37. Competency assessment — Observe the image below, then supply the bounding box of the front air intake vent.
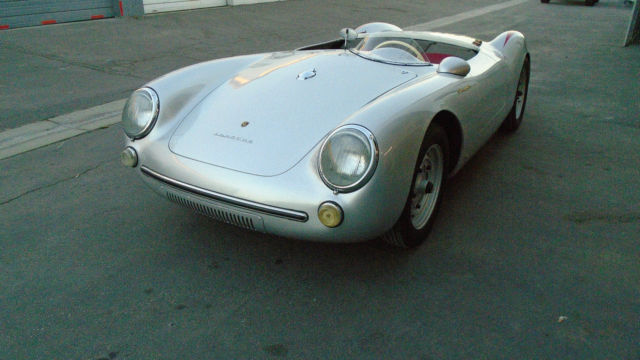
[166,192,263,232]
[140,166,308,222]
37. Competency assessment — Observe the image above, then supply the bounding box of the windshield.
[349,34,431,66]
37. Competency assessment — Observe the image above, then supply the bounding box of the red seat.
[423,53,451,64]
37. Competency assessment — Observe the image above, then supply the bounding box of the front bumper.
[141,165,308,232]
[138,163,385,243]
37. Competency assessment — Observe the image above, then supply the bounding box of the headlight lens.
[122,87,159,139]
[318,201,344,227]
[318,125,378,192]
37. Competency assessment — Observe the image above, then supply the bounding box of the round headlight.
[122,87,159,139]
[318,125,378,192]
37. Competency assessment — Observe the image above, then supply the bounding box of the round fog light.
[318,202,343,228]
[120,147,138,167]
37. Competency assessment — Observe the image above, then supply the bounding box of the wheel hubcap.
[410,144,444,229]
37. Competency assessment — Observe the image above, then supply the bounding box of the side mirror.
[437,57,471,77]
[339,28,358,42]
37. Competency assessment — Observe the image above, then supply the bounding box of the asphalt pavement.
[1,0,639,359]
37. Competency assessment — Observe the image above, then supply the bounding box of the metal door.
[1,0,115,29]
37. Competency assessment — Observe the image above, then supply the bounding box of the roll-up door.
[143,0,226,14]
[0,0,115,30]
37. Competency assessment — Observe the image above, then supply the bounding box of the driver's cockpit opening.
[296,31,478,66]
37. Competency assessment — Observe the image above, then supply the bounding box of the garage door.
[0,0,115,29]
[143,0,226,14]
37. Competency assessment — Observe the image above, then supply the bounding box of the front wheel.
[501,56,530,132]
[382,123,449,248]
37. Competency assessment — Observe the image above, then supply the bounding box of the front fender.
[336,73,461,228]
[133,54,266,145]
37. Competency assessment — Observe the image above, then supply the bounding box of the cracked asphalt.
[1,0,639,359]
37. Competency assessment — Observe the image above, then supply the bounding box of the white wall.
[143,0,284,14]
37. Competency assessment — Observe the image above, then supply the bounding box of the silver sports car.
[120,22,530,248]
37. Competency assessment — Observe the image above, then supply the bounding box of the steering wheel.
[373,40,425,62]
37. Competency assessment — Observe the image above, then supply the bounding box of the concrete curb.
[0,99,125,160]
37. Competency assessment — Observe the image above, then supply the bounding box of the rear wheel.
[541,0,550,3]
[501,56,530,132]
[382,123,449,248]
[585,0,595,5]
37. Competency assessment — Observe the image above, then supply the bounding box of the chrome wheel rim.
[515,65,528,119]
[410,144,444,229]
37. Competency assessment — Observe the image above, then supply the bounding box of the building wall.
[0,0,285,30]
[138,0,286,15]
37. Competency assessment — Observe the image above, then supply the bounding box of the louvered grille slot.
[166,191,261,231]
[141,166,308,222]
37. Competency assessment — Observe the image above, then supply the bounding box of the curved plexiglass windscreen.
[349,34,431,66]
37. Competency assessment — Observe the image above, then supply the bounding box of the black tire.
[382,123,449,248]
[585,0,595,5]
[501,56,530,132]
[541,0,550,3]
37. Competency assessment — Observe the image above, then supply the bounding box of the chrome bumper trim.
[141,166,309,222]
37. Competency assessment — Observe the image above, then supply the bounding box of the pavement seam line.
[0,0,529,161]
[4,42,148,80]
[407,0,528,31]
[0,160,111,206]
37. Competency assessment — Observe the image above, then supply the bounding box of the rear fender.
[488,31,528,69]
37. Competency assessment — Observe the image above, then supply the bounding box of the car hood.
[169,50,418,176]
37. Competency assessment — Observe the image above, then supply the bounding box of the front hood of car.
[169,50,418,176]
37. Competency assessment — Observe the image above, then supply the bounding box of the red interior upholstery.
[423,53,451,64]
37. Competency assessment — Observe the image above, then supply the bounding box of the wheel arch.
[431,110,463,175]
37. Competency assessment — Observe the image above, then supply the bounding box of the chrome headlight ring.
[122,87,160,140]
[318,124,379,193]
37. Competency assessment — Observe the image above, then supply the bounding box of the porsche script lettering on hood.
[168,51,417,177]
[213,132,253,144]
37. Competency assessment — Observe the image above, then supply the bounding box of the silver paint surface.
[124,30,529,242]
[168,51,416,176]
